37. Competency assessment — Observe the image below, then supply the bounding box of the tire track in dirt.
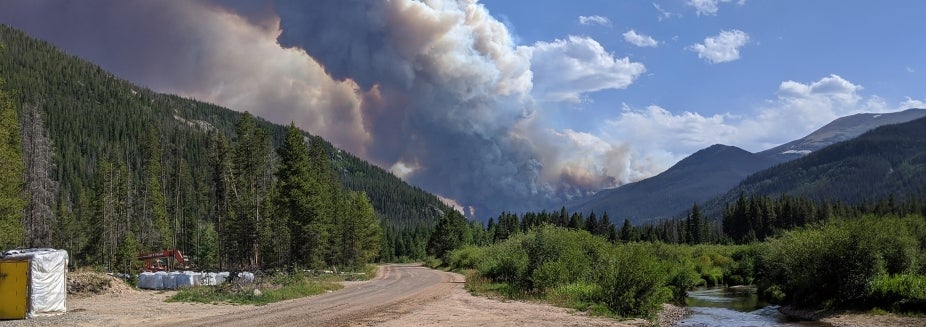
[179,264,453,327]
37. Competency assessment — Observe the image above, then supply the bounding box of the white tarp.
[162,272,178,290]
[0,248,68,318]
[138,272,163,290]
[174,272,192,288]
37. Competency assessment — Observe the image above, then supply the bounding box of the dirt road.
[0,264,643,327]
[180,264,460,326]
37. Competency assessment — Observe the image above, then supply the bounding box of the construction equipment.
[137,250,193,272]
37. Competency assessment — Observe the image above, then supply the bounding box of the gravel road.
[179,264,461,326]
[0,264,657,327]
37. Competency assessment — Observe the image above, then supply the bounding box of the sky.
[0,0,924,219]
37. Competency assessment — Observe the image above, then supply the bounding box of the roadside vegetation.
[431,198,926,319]
[167,265,375,305]
[443,226,755,318]
[759,215,926,312]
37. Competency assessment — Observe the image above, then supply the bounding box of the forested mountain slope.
[567,144,774,224]
[0,24,448,262]
[713,116,926,209]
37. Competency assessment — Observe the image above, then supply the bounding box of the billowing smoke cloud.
[0,0,370,153]
[0,0,650,218]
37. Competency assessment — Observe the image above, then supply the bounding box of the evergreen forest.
[0,24,450,270]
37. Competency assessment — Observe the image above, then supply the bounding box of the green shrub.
[477,234,529,283]
[546,282,602,310]
[447,246,483,270]
[725,244,761,286]
[757,216,924,309]
[869,274,926,312]
[423,256,442,269]
[597,246,672,318]
[524,226,603,290]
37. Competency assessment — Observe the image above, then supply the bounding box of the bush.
[666,263,701,302]
[447,246,482,271]
[598,245,672,318]
[758,216,923,308]
[546,282,602,309]
[477,234,529,284]
[524,227,603,290]
[869,274,926,312]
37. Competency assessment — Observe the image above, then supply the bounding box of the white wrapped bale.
[138,272,164,290]
[239,272,255,284]
[162,272,178,290]
[215,272,229,284]
[191,272,203,286]
[201,272,217,286]
[175,271,194,288]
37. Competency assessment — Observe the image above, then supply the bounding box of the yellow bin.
[0,260,30,319]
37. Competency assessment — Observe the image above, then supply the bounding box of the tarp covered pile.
[0,248,68,319]
[138,271,250,290]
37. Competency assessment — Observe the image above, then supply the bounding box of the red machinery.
[137,250,193,272]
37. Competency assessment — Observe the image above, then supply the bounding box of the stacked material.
[140,271,238,289]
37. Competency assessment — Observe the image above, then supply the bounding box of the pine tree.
[229,113,273,268]
[0,82,25,249]
[585,211,598,235]
[339,191,382,268]
[20,103,58,248]
[209,132,233,269]
[273,123,312,266]
[427,210,468,260]
[568,212,584,230]
[599,212,612,236]
[140,126,170,249]
[620,218,633,242]
[305,136,337,268]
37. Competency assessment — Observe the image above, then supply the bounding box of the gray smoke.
[0,0,651,218]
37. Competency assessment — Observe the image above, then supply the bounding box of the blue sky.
[2,0,924,217]
[482,0,926,142]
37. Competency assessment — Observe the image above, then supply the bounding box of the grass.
[167,275,343,305]
[166,265,380,305]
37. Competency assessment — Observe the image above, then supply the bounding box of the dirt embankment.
[780,306,926,327]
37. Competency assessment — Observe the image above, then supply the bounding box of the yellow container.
[0,260,30,319]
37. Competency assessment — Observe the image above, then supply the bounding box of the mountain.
[0,25,449,255]
[713,116,926,208]
[759,109,926,162]
[567,144,775,224]
[567,109,926,224]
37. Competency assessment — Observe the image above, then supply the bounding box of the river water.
[676,286,831,327]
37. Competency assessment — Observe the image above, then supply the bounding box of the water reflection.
[677,287,830,327]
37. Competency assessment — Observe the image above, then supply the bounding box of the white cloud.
[578,15,611,27]
[623,30,659,47]
[600,74,914,166]
[653,2,680,21]
[900,97,926,109]
[687,0,745,16]
[689,29,750,64]
[606,105,737,155]
[529,36,646,102]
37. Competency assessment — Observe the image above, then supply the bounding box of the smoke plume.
[0,0,650,218]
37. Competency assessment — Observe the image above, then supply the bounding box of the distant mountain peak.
[565,143,773,224]
[760,108,926,163]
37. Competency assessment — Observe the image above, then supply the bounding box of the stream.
[676,286,831,327]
